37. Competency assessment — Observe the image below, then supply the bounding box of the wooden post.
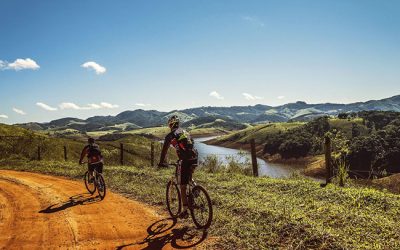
[151,141,155,167]
[63,146,67,161]
[37,146,41,161]
[324,136,332,184]
[120,143,124,165]
[250,139,258,177]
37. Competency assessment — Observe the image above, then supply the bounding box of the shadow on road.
[116,217,208,250]
[39,193,101,213]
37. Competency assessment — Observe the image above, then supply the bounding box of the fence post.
[120,143,124,165]
[250,139,259,177]
[37,146,41,161]
[63,146,67,161]
[324,136,332,184]
[151,141,155,167]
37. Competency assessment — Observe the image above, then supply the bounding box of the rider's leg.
[180,184,188,209]
[179,161,191,218]
[88,164,94,183]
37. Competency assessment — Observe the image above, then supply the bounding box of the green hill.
[0,123,170,166]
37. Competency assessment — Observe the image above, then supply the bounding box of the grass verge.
[1,160,399,249]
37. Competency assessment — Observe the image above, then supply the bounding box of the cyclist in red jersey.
[158,115,198,218]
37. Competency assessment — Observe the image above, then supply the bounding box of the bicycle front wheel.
[189,185,213,229]
[97,174,106,200]
[166,180,181,218]
[84,171,96,194]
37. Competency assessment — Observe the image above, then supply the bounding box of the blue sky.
[1,0,399,124]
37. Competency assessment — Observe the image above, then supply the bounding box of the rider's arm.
[79,145,89,164]
[159,133,173,164]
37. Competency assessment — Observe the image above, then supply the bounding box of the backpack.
[88,144,102,162]
[173,129,198,162]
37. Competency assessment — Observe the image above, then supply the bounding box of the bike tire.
[84,171,96,194]
[189,185,213,229]
[166,180,181,218]
[97,174,106,200]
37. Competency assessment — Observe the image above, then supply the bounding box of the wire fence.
[0,135,168,167]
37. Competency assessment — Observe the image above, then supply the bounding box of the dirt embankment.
[0,170,208,249]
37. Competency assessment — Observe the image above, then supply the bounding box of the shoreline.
[205,138,326,179]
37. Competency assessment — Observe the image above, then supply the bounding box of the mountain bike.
[166,161,213,229]
[83,162,106,200]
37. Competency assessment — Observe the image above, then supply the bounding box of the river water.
[194,137,306,178]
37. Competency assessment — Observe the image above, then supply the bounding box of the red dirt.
[0,170,208,249]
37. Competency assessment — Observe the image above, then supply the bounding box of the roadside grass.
[1,160,399,249]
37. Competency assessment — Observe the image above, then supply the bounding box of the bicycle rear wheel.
[189,185,213,229]
[84,171,96,194]
[166,180,181,218]
[97,174,106,200]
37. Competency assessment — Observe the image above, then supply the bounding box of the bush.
[201,155,223,173]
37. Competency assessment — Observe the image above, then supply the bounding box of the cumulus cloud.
[242,16,265,27]
[0,114,8,119]
[135,103,151,107]
[36,102,57,111]
[209,91,224,100]
[59,102,118,110]
[0,58,40,71]
[242,93,263,100]
[13,108,26,115]
[81,61,106,75]
[277,96,285,100]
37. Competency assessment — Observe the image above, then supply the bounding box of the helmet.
[168,115,180,129]
[88,137,95,144]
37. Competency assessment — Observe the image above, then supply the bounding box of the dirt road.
[0,170,208,249]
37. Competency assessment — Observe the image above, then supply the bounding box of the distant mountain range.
[18,95,400,133]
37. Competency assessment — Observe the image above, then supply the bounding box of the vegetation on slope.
[0,123,172,166]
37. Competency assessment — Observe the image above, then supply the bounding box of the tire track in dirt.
[0,170,209,249]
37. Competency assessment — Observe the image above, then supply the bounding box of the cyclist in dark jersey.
[158,115,198,218]
[79,137,104,183]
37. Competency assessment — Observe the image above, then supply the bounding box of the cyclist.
[158,115,198,218]
[79,137,104,183]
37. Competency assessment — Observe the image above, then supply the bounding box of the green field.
[210,122,304,148]
[1,160,399,249]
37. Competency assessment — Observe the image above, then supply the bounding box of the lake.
[194,137,306,178]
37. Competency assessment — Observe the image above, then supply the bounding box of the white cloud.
[242,16,265,27]
[88,103,102,109]
[81,61,106,75]
[135,103,151,107]
[0,58,40,71]
[36,102,57,111]
[277,96,285,100]
[242,93,263,100]
[59,102,118,110]
[0,114,8,119]
[13,108,26,115]
[59,102,84,110]
[100,102,119,108]
[209,91,224,100]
